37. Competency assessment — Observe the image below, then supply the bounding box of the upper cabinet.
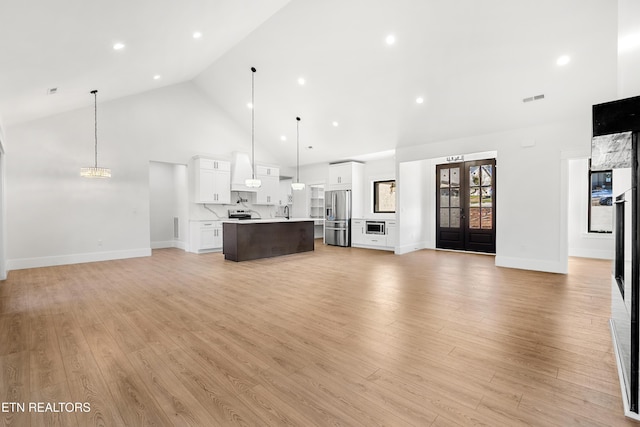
[328,162,363,190]
[328,161,364,217]
[254,165,280,205]
[192,157,231,204]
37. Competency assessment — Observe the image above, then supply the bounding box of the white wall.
[397,159,429,254]
[396,117,595,273]
[5,81,279,270]
[567,158,614,259]
[0,121,6,279]
[618,0,640,98]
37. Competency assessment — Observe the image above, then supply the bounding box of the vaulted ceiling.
[0,0,620,166]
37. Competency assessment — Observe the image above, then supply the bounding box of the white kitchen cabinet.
[189,221,223,253]
[329,163,353,187]
[363,233,387,247]
[255,165,279,205]
[327,161,364,218]
[193,157,231,204]
[351,219,366,245]
[351,219,396,251]
[328,162,364,189]
[386,221,397,248]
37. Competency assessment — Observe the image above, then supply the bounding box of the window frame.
[373,179,396,214]
[588,166,613,234]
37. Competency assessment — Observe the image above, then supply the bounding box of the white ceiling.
[0,0,621,167]
[0,0,290,125]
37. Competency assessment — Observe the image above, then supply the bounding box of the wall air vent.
[523,94,545,103]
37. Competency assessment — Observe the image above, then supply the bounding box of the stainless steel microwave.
[365,221,385,235]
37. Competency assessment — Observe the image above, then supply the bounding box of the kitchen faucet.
[284,205,290,220]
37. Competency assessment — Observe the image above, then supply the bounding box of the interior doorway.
[149,161,188,250]
[436,159,496,253]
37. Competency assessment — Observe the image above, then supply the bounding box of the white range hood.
[231,151,258,192]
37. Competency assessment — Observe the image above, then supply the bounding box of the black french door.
[436,159,496,253]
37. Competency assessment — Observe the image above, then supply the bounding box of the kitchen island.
[222,218,314,262]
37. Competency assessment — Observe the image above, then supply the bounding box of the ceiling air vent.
[523,94,544,103]
[47,87,58,95]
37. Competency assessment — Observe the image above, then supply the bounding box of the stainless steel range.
[228,209,252,220]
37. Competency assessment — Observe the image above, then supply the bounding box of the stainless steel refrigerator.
[324,190,351,246]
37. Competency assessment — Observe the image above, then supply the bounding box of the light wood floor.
[0,243,637,426]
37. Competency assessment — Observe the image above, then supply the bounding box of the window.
[589,168,613,233]
[374,180,396,213]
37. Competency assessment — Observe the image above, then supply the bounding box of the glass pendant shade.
[291,182,305,191]
[80,167,111,178]
[81,90,111,178]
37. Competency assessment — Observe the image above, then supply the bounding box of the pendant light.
[245,67,261,188]
[291,116,305,191]
[80,90,111,178]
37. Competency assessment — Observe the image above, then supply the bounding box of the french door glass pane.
[481,186,492,207]
[469,166,480,186]
[440,208,450,227]
[450,188,460,207]
[481,165,492,186]
[440,169,449,187]
[450,209,461,228]
[469,207,480,229]
[481,208,493,229]
[469,187,480,207]
[440,189,449,207]
[451,168,460,186]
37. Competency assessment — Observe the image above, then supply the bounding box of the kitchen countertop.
[221,218,315,224]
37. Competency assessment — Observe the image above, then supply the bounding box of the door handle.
[460,208,465,219]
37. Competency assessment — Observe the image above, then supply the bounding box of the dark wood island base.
[222,220,315,261]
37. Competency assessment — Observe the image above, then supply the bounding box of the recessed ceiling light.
[416,96,424,104]
[247,102,253,109]
[193,32,202,39]
[332,121,339,127]
[153,75,161,80]
[113,42,125,50]
[385,34,396,45]
[298,77,305,86]
[280,135,287,141]
[556,55,570,66]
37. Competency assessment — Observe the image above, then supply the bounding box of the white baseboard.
[568,248,613,260]
[151,240,186,250]
[395,242,427,255]
[352,244,394,252]
[7,248,152,271]
[495,255,568,274]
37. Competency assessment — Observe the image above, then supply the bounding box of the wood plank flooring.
[0,243,637,426]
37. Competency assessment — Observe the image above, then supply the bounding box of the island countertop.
[221,218,315,224]
[222,219,315,261]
